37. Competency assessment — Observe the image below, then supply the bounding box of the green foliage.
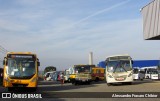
[44,66,56,74]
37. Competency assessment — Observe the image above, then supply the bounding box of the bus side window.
[96,70,100,74]
[96,70,98,73]
[92,69,94,73]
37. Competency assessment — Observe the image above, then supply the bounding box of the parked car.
[44,71,55,81]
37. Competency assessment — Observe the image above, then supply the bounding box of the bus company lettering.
[28,94,42,98]
[12,93,27,98]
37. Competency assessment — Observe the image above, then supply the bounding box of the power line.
[0,45,8,54]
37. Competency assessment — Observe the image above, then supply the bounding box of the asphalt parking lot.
[0,79,160,101]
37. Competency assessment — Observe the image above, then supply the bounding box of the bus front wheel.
[107,83,111,86]
[95,77,99,82]
[32,87,37,92]
[68,79,71,83]
[8,87,13,91]
[127,82,132,85]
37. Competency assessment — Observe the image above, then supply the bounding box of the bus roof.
[73,64,95,67]
[7,52,35,55]
[106,54,132,61]
[7,52,31,54]
[106,54,130,58]
[92,67,105,69]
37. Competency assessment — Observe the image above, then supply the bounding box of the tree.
[44,66,56,74]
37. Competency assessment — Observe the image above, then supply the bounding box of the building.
[97,61,106,68]
[141,0,160,40]
[133,60,159,69]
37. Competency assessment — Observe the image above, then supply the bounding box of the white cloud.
[0,0,159,70]
[72,0,132,26]
[1,17,159,70]
[15,0,44,6]
[0,19,28,32]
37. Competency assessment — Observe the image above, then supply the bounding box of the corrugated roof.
[141,0,155,11]
[132,60,159,67]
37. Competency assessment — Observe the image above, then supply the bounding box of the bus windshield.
[151,70,158,74]
[64,71,69,75]
[133,69,139,74]
[75,66,91,73]
[7,58,36,79]
[107,60,132,73]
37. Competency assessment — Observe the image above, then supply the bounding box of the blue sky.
[0,0,158,71]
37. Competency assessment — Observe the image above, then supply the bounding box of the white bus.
[105,55,133,86]
[133,69,145,80]
[145,68,159,80]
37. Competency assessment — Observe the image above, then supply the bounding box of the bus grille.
[115,75,127,81]
[12,83,28,87]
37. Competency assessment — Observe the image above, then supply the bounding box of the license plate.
[18,85,23,87]
[82,79,87,81]
[116,78,124,80]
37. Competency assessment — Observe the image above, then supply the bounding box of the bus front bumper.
[75,78,92,82]
[3,77,37,87]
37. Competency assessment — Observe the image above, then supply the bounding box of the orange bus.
[3,52,40,91]
[92,67,105,82]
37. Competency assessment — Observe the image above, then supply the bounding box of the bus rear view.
[105,55,133,86]
[3,52,40,91]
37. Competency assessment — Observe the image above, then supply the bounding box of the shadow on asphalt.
[132,79,160,85]
[2,81,98,93]
[38,80,106,85]
[105,79,160,86]
[38,80,60,85]
[37,82,98,92]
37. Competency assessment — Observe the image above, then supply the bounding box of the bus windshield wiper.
[113,61,127,73]
[113,61,120,73]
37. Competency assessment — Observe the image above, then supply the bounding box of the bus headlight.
[108,74,113,78]
[4,76,10,82]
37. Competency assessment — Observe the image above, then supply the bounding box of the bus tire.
[71,80,75,85]
[8,87,13,91]
[74,81,78,85]
[127,82,132,85]
[32,87,37,92]
[87,81,91,85]
[72,82,75,85]
[95,77,99,82]
[107,83,111,86]
[68,79,71,83]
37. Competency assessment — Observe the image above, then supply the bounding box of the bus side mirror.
[131,60,133,64]
[3,57,7,65]
[38,62,40,66]
[105,61,107,65]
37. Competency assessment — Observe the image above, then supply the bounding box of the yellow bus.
[3,52,40,91]
[91,67,105,82]
[69,65,95,85]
